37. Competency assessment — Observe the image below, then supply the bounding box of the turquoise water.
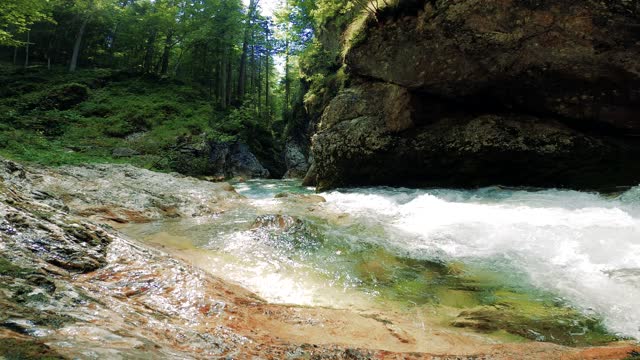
[125,180,640,342]
[231,179,315,199]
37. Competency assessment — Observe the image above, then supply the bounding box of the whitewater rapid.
[322,186,640,339]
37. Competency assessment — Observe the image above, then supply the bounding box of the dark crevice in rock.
[406,84,640,139]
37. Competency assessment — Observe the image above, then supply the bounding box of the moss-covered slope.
[0,65,283,177]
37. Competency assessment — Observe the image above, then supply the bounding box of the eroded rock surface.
[208,141,271,179]
[0,160,241,223]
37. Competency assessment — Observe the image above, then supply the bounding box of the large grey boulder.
[208,141,270,179]
[282,141,310,179]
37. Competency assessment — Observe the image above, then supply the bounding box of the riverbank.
[1,158,638,359]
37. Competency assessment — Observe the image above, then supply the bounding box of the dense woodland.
[0,0,372,175]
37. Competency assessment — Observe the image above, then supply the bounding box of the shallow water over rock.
[123,179,640,345]
[2,160,639,358]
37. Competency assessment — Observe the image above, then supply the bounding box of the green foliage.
[0,0,385,176]
[0,65,283,176]
[0,0,54,46]
[37,83,90,111]
[311,0,361,30]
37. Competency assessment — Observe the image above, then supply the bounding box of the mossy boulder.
[0,337,65,360]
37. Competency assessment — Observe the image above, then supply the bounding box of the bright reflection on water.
[124,180,640,340]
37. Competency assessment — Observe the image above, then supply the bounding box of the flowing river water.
[122,180,640,344]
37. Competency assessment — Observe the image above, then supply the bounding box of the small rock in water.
[274,192,326,203]
[251,214,302,230]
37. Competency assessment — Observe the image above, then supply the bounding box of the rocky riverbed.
[0,158,638,359]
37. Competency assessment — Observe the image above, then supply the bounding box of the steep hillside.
[0,66,283,178]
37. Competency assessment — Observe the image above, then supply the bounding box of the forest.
[0,0,368,177]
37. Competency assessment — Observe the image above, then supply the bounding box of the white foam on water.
[322,186,640,339]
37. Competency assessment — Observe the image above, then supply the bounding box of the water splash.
[323,185,640,339]
[126,181,640,340]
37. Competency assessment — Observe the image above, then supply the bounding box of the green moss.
[0,258,35,278]
[453,300,618,346]
[0,338,65,360]
[342,12,373,58]
[31,313,75,329]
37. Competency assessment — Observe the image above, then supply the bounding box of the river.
[123,180,640,344]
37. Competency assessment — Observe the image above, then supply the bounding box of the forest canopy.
[0,0,373,108]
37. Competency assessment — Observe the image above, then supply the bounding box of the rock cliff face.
[308,0,640,190]
[283,141,310,179]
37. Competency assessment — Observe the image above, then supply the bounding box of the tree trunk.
[237,0,258,103]
[284,36,290,122]
[226,55,232,107]
[143,30,157,73]
[220,55,227,110]
[265,27,271,123]
[257,54,262,115]
[108,22,120,66]
[24,30,30,68]
[173,48,184,76]
[70,16,90,72]
[283,0,291,122]
[13,46,18,65]
[265,54,270,121]
[249,43,255,92]
[46,35,54,70]
[160,30,174,75]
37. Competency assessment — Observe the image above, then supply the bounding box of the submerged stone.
[252,214,303,231]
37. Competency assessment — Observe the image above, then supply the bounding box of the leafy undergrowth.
[0,65,283,175]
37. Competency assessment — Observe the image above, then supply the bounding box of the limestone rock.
[282,141,310,179]
[310,0,640,190]
[346,0,640,132]
[208,141,270,179]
